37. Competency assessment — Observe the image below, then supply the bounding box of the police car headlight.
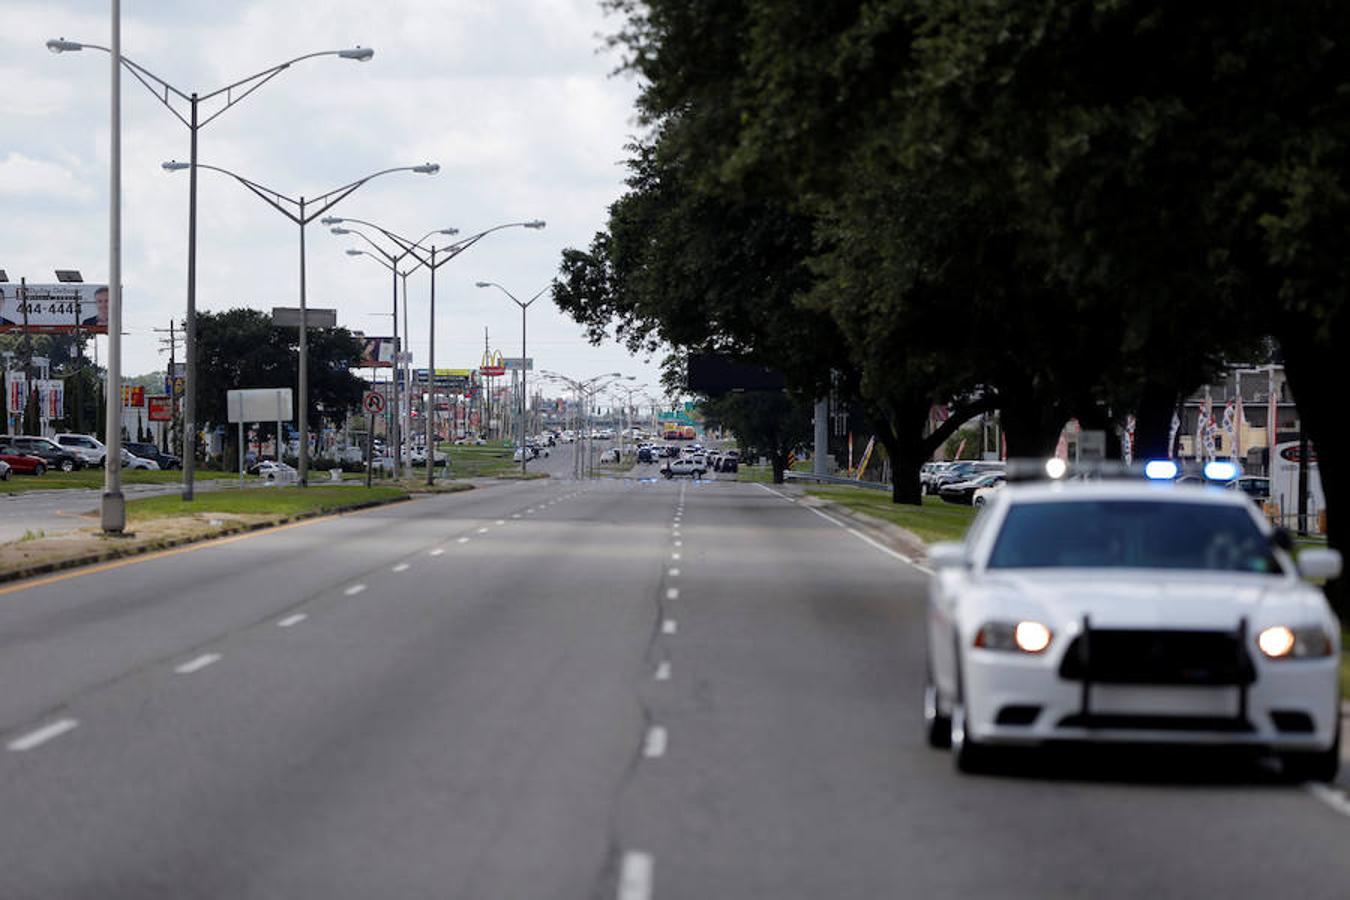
[1257,625,1333,660]
[974,620,1053,654]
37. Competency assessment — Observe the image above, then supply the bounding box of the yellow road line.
[0,502,401,598]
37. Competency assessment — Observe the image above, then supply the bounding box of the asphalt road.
[0,473,1346,898]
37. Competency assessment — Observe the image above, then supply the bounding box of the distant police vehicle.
[924,459,1343,780]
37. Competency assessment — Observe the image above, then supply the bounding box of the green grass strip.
[125,485,407,521]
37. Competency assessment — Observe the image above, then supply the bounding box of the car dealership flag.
[1221,399,1237,458]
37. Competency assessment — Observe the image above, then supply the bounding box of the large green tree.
[195,308,365,439]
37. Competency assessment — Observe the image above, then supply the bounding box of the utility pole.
[154,319,183,453]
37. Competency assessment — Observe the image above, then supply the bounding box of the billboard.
[359,336,396,368]
[147,396,173,422]
[0,283,110,334]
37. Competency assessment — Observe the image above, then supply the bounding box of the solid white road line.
[662,619,678,634]
[1307,783,1350,818]
[618,851,654,900]
[7,719,78,752]
[175,653,221,674]
[429,549,445,557]
[277,614,307,628]
[666,588,680,600]
[845,527,913,564]
[807,506,847,529]
[643,725,668,758]
[655,661,671,681]
[457,536,471,544]
[757,481,934,575]
[392,563,410,572]
[344,584,367,595]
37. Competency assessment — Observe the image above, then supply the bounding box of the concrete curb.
[0,492,421,587]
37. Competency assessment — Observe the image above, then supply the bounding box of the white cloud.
[0,152,94,201]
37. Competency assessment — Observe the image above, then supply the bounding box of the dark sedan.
[5,436,79,472]
[125,442,181,470]
[939,472,1005,505]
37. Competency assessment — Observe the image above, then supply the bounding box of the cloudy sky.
[1,0,664,403]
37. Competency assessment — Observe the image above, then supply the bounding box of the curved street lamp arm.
[418,221,544,271]
[188,164,434,226]
[192,162,302,223]
[343,229,398,263]
[47,43,368,130]
[347,249,396,275]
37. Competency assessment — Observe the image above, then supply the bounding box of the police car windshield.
[987,499,1282,573]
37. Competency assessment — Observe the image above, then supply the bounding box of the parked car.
[0,445,49,475]
[0,459,9,481]
[662,456,707,479]
[125,441,181,470]
[120,449,160,470]
[54,433,107,467]
[254,460,297,482]
[940,472,1006,505]
[6,436,81,472]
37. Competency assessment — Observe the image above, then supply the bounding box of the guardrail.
[783,471,891,491]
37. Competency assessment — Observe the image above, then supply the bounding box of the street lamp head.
[337,46,375,61]
[320,216,345,226]
[331,227,352,235]
[345,249,364,257]
[46,38,83,53]
[439,228,459,235]
[475,282,492,289]
[161,160,190,172]
[413,163,440,175]
[525,220,547,229]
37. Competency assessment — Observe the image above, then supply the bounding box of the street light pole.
[48,36,374,500]
[165,161,439,484]
[475,282,548,475]
[332,220,547,483]
[101,0,124,533]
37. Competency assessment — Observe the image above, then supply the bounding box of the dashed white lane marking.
[1307,783,1350,818]
[511,513,522,519]
[496,520,506,526]
[526,508,536,514]
[671,552,681,561]
[175,653,221,674]
[672,530,681,537]
[278,613,307,628]
[673,540,682,547]
[662,619,677,634]
[669,568,680,577]
[477,527,489,534]
[666,588,680,600]
[654,661,671,681]
[392,563,410,572]
[457,537,471,544]
[643,726,668,758]
[618,851,654,900]
[429,549,445,557]
[7,719,78,752]
[344,584,367,595]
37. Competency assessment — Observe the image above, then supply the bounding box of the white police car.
[924,460,1343,780]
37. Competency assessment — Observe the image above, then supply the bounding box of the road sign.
[226,387,293,423]
[363,391,386,415]
[272,307,337,328]
[503,357,533,371]
[147,395,173,422]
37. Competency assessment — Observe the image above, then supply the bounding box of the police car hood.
[976,569,1312,629]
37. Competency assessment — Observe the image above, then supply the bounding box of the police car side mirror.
[1297,548,1343,582]
[1271,527,1294,552]
[929,542,970,570]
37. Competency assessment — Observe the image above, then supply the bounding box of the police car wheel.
[924,673,951,749]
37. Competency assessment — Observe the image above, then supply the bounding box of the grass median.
[435,443,523,478]
[124,485,408,521]
[0,468,251,494]
[805,486,977,543]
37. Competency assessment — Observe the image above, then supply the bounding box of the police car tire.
[924,671,951,749]
[1281,718,1340,783]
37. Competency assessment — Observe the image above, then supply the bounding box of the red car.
[0,447,49,476]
